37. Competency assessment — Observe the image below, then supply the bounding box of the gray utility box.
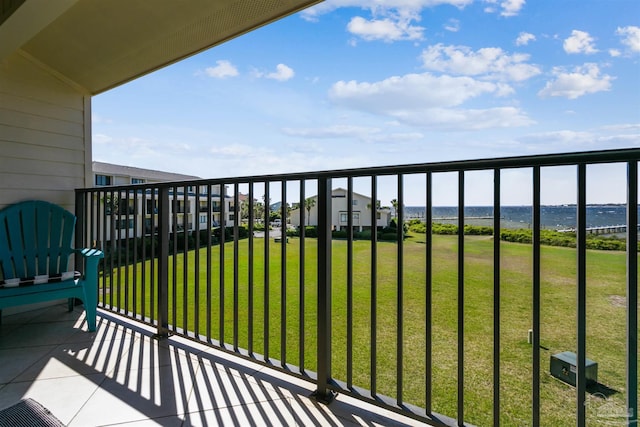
[550,351,598,387]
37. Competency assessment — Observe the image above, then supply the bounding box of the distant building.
[290,188,391,231]
[93,161,200,186]
[92,162,233,240]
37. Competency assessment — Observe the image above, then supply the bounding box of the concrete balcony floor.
[0,304,427,426]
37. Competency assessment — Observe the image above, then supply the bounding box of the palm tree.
[390,198,399,220]
[304,197,316,226]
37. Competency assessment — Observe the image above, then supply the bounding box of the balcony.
[69,149,638,426]
[0,304,423,426]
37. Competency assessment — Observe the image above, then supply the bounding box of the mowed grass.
[101,233,634,426]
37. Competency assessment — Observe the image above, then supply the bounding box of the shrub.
[354,230,372,240]
[409,222,426,233]
[464,225,493,235]
[379,232,398,241]
[432,223,458,235]
[304,226,318,238]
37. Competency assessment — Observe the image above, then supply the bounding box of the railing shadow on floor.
[41,309,422,426]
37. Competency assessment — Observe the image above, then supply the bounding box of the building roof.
[0,0,322,95]
[93,161,200,183]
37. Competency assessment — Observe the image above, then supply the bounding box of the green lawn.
[101,233,634,426]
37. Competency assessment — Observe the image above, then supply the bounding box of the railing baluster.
[150,190,156,325]
[109,189,115,309]
[157,186,169,337]
[183,185,189,332]
[493,168,501,427]
[371,175,378,397]
[124,190,130,315]
[170,187,177,330]
[426,171,433,415]
[299,179,306,372]
[397,174,404,406]
[220,184,226,345]
[627,161,638,426]
[458,170,465,425]
[532,166,541,427]
[194,188,200,337]
[347,177,353,388]
[132,189,138,318]
[281,180,287,365]
[206,184,213,342]
[234,183,240,351]
[576,164,587,427]
[264,182,270,361]
[140,188,146,321]
[248,183,254,354]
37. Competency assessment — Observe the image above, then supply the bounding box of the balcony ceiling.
[1,0,321,95]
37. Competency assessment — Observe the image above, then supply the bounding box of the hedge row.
[408,221,632,251]
[287,226,402,241]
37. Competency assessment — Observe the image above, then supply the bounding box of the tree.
[367,199,381,211]
[253,202,265,222]
[390,198,399,221]
[239,199,250,222]
[304,197,316,226]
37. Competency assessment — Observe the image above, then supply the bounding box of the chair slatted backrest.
[0,201,76,280]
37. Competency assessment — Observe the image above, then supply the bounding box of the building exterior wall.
[290,188,391,230]
[0,52,89,212]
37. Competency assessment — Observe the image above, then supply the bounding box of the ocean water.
[404,205,638,230]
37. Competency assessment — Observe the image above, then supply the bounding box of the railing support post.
[627,161,638,426]
[155,186,170,338]
[314,177,336,403]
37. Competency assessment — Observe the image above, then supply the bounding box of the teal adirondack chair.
[0,200,104,331]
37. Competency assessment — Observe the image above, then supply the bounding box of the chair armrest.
[75,248,104,259]
[73,248,104,284]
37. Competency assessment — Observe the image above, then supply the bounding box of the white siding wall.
[0,52,90,213]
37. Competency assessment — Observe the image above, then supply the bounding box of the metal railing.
[76,148,639,427]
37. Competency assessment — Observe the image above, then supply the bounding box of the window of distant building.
[339,212,360,223]
[131,178,145,184]
[95,175,111,186]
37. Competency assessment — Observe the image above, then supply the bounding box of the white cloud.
[204,60,239,79]
[538,63,613,99]
[563,30,598,54]
[616,26,640,53]
[483,0,525,17]
[282,124,381,139]
[518,127,640,150]
[93,133,112,144]
[609,49,621,57]
[347,15,424,41]
[420,44,541,82]
[210,144,256,157]
[328,72,533,130]
[391,106,533,129]
[444,18,460,32]
[283,125,426,144]
[302,0,473,21]
[330,73,499,110]
[499,0,525,17]
[515,32,535,46]
[265,64,295,81]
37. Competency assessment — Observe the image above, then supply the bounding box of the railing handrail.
[77,148,640,193]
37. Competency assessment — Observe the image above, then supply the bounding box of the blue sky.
[92,0,640,205]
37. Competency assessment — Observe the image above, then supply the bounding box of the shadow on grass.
[588,382,619,398]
